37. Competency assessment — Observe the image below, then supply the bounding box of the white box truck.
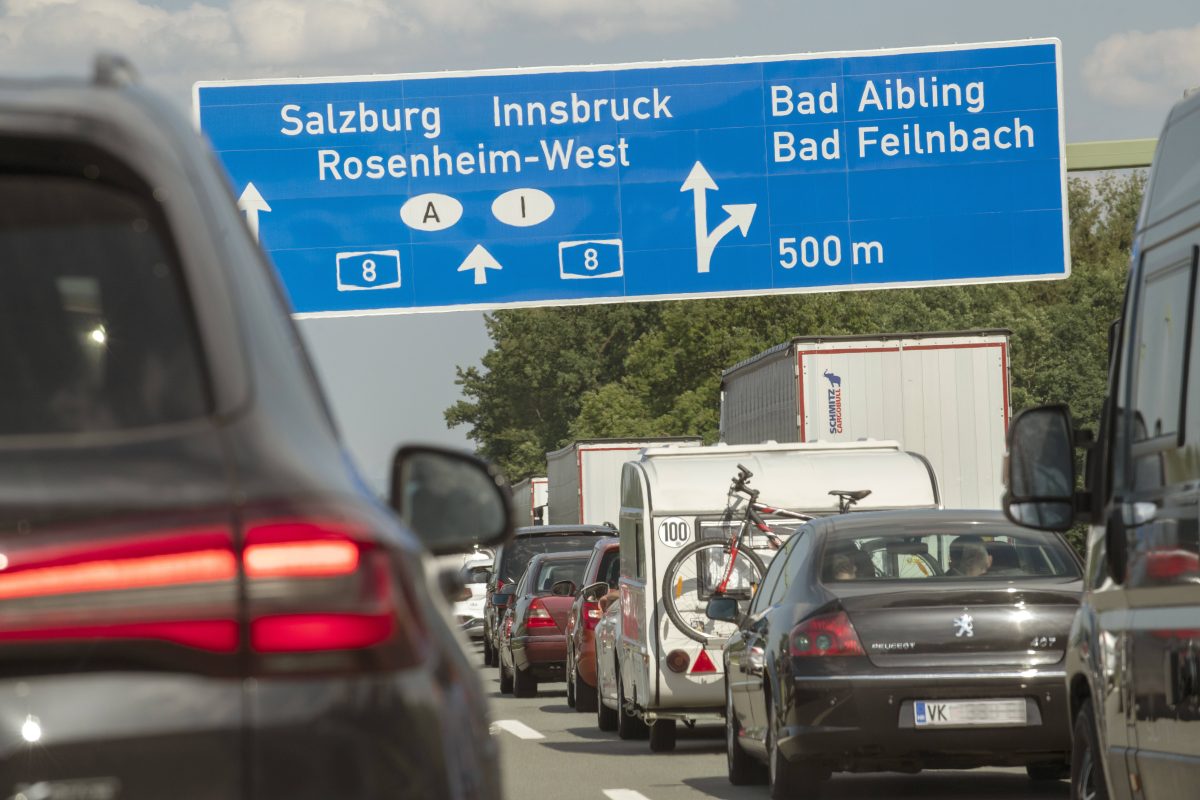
[546,438,701,526]
[719,330,1010,509]
[511,477,549,527]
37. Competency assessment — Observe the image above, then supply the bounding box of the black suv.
[0,58,512,800]
[1005,87,1200,800]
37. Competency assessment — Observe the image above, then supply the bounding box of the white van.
[603,441,941,751]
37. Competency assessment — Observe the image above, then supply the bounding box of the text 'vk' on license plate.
[914,699,1027,728]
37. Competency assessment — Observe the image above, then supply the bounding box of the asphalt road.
[471,643,1070,800]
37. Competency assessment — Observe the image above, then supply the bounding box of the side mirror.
[390,445,514,556]
[551,580,577,597]
[706,595,741,624]
[581,581,610,602]
[491,589,516,608]
[1003,406,1077,532]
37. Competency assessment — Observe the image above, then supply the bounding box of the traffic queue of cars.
[486,443,1087,798]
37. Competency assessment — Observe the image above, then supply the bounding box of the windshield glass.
[498,534,612,582]
[823,528,1080,582]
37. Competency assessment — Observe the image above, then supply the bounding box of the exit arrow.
[458,244,503,285]
[680,161,756,273]
[237,182,271,242]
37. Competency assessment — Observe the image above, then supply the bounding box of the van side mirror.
[706,595,741,624]
[1002,406,1080,532]
[581,581,610,602]
[551,580,577,597]
[389,445,514,557]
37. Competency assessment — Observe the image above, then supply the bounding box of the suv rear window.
[0,173,208,435]
[497,533,613,583]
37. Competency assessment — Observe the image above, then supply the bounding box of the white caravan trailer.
[604,441,940,751]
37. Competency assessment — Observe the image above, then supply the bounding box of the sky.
[3,0,1197,489]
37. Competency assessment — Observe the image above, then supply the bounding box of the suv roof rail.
[93,53,139,88]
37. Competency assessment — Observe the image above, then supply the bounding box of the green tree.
[450,173,1144,491]
[445,303,661,480]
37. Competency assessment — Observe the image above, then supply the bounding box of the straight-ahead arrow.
[237,182,271,242]
[458,244,503,285]
[679,161,756,273]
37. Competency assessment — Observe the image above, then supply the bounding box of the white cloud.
[1083,23,1200,109]
[0,0,733,96]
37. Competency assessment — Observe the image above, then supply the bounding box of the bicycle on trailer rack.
[660,464,870,645]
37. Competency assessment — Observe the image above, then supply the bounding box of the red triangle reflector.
[691,649,717,674]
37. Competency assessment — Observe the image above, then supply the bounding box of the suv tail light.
[583,601,602,631]
[789,610,865,657]
[0,525,240,653]
[526,599,556,629]
[0,512,428,673]
[243,516,426,668]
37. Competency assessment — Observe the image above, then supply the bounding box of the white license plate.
[914,699,1027,728]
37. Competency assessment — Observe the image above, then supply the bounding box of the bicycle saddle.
[829,489,872,502]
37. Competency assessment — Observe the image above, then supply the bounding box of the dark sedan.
[714,510,1082,799]
[497,551,590,697]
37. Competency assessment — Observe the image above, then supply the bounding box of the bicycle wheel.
[661,541,766,645]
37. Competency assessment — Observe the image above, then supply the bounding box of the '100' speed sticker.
[657,517,690,548]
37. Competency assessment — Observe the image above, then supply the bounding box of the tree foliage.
[449,173,1145,487]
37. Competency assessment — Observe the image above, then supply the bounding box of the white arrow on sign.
[237,182,271,242]
[680,161,756,273]
[457,244,502,285]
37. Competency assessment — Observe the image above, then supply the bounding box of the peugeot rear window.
[0,169,208,436]
[823,529,1080,581]
[497,533,613,583]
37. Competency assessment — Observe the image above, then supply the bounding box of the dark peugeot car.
[497,551,590,697]
[483,525,616,666]
[565,539,620,711]
[714,510,1082,799]
[0,58,512,800]
[1005,87,1200,800]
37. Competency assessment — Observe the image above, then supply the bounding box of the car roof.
[528,550,593,562]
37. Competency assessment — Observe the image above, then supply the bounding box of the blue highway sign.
[195,39,1067,316]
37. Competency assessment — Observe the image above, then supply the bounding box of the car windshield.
[498,534,611,582]
[532,556,589,593]
[823,528,1080,582]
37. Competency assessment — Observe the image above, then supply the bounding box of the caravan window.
[619,466,646,580]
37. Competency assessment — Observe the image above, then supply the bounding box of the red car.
[565,539,620,711]
[497,551,591,697]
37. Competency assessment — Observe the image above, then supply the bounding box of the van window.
[0,175,209,436]
[1147,106,1200,226]
[1130,253,1194,450]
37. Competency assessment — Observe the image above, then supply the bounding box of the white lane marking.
[491,719,545,740]
[603,791,653,800]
